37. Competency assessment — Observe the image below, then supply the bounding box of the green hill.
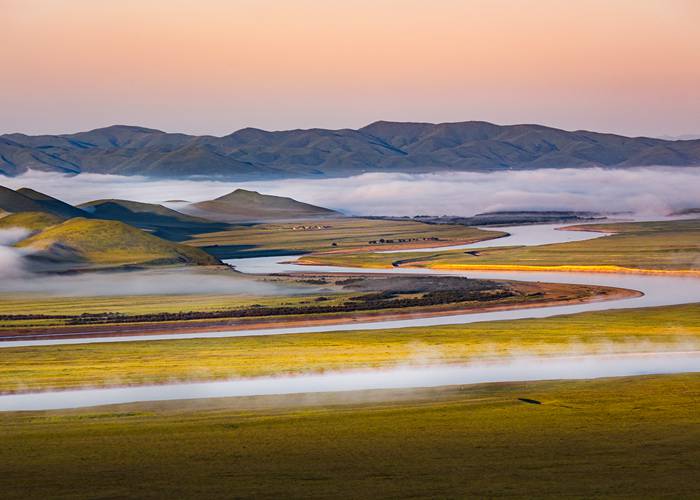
[0,185,47,213]
[0,185,85,218]
[0,211,65,231]
[15,187,86,218]
[16,218,219,266]
[78,199,229,240]
[79,199,209,225]
[190,189,338,222]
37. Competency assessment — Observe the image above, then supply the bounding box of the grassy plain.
[2,303,698,393]
[302,218,700,273]
[0,291,350,329]
[187,217,504,256]
[0,276,594,331]
[1,374,699,499]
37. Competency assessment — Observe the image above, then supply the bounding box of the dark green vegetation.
[1,276,516,327]
[77,198,228,240]
[190,188,338,222]
[0,274,578,332]
[2,302,696,393]
[16,218,218,266]
[1,375,698,499]
[2,121,700,178]
[305,218,700,272]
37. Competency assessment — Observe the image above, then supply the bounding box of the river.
[2,221,699,411]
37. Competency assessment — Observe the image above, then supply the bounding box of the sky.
[2,0,699,137]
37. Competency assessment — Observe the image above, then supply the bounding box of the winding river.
[2,222,699,411]
[3,223,700,349]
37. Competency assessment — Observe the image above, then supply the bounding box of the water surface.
[1,351,697,412]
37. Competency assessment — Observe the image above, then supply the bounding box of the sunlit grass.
[2,303,698,393]
[1,374,699,499]
[304,218,700,272]
[187,217,503,254]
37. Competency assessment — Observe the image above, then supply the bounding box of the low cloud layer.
[0,269,309,296]
[0,227,310,296]
[0,229,32,279]
[3,167,700,216]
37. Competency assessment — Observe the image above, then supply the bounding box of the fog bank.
[3,167,700,216]
[1,350,698,411]
[0,269,311,297]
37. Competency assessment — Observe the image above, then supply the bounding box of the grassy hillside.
[0,185,47,213]
[16,218,219,266]
[79,199,210,225]
[0,211,64,231]
[15,188,86,218]
[190,188,338,222]
[189,217,504,258]
[304,218,700,272]
[78,199,227,240]
[1,375,698,499]
[0,185,85,218]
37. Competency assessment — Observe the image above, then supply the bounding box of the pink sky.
[2,0,699,137]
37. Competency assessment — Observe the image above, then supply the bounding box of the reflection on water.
[1,351,697,411]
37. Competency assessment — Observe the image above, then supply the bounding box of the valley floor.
[302,219,700,274]
[1,302,697,394]
[1,374,698,499]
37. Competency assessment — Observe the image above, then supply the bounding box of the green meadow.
[303,218,700,272]
[1,374,698,499]
[2,303,698,393]
[187,216,503,256]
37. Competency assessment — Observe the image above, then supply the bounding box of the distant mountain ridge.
[2,121,700,179]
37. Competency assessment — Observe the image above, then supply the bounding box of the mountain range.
[2,121,700,179]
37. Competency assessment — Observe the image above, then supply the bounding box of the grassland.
[0,290,346,329]
[1,374,698,499]
[1,302,697,393]
[17,217,218,266]
[302,218,700,273]
[0,211,64,231]
[187,216,504,257]
[0,277,605,332]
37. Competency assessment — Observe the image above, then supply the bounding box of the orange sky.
[2,0,699,136]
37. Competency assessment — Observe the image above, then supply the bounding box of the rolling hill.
[0,211,65,231]
[2,121,700,179]
[15,187,87,218]
[77,199,228,240]
[16,218,219,266]
[0,185,50,213]
[0,185,86,218]
[188,188,339,222]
